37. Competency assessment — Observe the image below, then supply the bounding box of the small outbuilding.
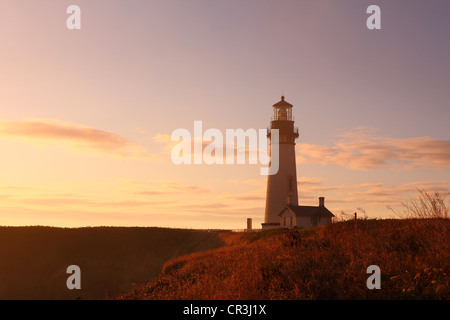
[279,197,334,228]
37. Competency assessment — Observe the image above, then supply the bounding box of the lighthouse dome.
[273,96,293,108]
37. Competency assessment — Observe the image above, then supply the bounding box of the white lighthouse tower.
[262,96,299,230]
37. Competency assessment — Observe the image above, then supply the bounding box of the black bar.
[0,300,445,319]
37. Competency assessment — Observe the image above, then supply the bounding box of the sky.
[0,0,449,229]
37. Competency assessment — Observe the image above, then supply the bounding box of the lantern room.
[272,96,293,121]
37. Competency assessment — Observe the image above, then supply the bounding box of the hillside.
[120,218,449,300]
[0,226,230,299]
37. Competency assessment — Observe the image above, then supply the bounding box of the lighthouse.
[262,96,299,230]
[261,96,335,230]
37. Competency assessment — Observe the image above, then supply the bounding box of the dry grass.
[387,188,449,219]
[121,218,449,300]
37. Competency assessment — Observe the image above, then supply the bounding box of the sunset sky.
[0,0,449,229]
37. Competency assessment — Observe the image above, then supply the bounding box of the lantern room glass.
[273,107,292,121]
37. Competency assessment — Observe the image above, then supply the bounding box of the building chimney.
[319,197,325,207]
[247,218,252,231]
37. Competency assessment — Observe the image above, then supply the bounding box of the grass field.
[121,218,449,300]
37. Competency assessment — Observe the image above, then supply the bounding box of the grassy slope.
[0,226,229,299]
[121,219,449,300]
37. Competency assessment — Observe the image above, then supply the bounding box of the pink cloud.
[296,128,450,170]
[0,119,159,158]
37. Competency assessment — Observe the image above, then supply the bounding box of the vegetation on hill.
[120,218,449,300]
[0,227,228,299]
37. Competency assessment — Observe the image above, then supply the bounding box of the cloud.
[292,175,450,213]
[227,179,266,186]
[224,177,325,202]
[296,128,450,170]
[225,194,265,201]
[167,201,264,219]
[298,177,324,185]
[152,132,268,164]
[300,180,450,209]
[133,180,211,196]
[155,127,450,170]
[0,119,160,158]
[152,133,172,144]
[134,191,164,196]
[1,187,174,209]
[162,180,211,194]
[20,197,171,208]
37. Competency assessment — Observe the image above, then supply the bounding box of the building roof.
[279,205,335,218]
[273,96,293,108]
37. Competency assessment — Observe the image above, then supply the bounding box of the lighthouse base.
[261,222,281,230]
